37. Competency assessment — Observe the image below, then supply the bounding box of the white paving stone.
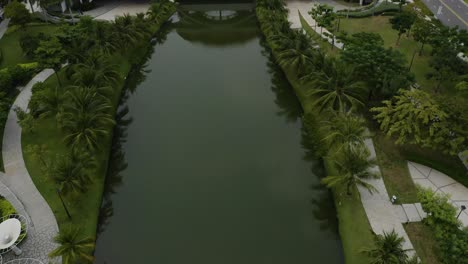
[414,203,427,219]
[439,183,468,201]
[402,204,422,222]
[413,178,438,192]
[409,162,432,177]
[428,169,456,188]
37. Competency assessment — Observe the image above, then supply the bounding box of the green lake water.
[94,4,343,263]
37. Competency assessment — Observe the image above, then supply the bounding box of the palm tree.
[52,155,90,195]
[112,14,144,49]
[49,227,95,264]
[62,88,115,150]
[362,230,410,264]
[276,31,315,77]
[322,146,378,195]
[37,86,64,120]
[257,0,287,13]
[306,58,367,112]
[71,53,120,87]
[321,111,367,152]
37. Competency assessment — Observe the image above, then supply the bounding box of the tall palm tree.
[62,88,115,151]
[52,154,90,195]
[362,230,410,264]
[321,111,367,152]
[112,14,144,49]
[322,146,378,195]
[306,58,367,112]
[37,86,64,120]
[49,227,94,264]
[276,31,315,77]
[72,53,120,87]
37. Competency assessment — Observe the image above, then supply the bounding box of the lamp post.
[56,188,72,220]
[456,205,466,219]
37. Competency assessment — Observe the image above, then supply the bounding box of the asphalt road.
[421,0,468,30]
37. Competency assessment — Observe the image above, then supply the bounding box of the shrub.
[0,70,14,93]
[3,1,31,27]
[338,2,400,18]
[418,188,468,264]
[0,197,16,218]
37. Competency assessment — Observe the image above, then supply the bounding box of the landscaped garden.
[257,0,467,263]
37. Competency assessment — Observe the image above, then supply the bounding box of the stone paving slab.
[428,169,456,187]
[402,204,422,222]
[414,203,427,219]
[413,178,438,192]
[439,183,468,201]
[408,162,432,177]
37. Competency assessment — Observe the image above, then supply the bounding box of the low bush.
[0,196,16,217]
[418,188,468,264]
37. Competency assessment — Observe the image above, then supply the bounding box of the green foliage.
[362,230,412,264]
[389,11,416,45]
[49,227,95,264]
[0,197,16,217]
[341,32,411,100]
[309,4,336,29]
[412,18,437,55]
[51,152,92,196]
[4,1,31,27]
[20,32,51,58]
[0,63,39,93]
[34,37,66,73]
[418,188,468,264]
[371,89,467,155]
[322,146,379,195]
[14,106,35,133]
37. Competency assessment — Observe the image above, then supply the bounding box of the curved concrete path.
[408,161,468,227]
[0,69,59,263]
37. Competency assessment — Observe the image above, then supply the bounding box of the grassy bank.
[21,10,176,242]
[256,8,374,264]
[0,24,59,69]
[404,222,442,264]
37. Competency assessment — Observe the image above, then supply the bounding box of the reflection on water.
[95,3,343,264]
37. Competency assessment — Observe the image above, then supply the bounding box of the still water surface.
[94,4,343,263]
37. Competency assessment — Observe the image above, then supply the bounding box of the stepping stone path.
[407,161,468,227]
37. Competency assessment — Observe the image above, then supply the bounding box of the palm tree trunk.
[419,42,425,56]
[347,184,352,195]
[29,0,35,13]
[55,70,62,87]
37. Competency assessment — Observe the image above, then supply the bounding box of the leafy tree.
[49,227,94,264]
[362,230,410,264]
[428,46,467,92]
[341,32,411,99]
[14,107,35,133]
[276,30,315,77]
[322,146,378,195]
[389,11,416,46]
[52,154,91,195]
[34,38,66,86]
[371,89,467,155]
[20,33,50,58]
[62,87,114,150]
[304,58,367,112]
[308,4,335,34]
[412,18,437,55]
[4,1,31,27]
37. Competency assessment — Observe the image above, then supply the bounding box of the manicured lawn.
[325,158,374,264]
[404,222,442,264]
[339,16,437,92]
[372,131,419,204]
[0,24,59,69]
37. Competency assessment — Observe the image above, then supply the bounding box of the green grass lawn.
[372,131,419,204]
[339,16,436,92]
[0,24,59,69]
[404,222,442,264]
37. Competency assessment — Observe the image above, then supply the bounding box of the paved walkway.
[358,138,417,256]
[0,19,10,40]
[287,1,344,49]
[0,69,60,263]
[408,161,468,226]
